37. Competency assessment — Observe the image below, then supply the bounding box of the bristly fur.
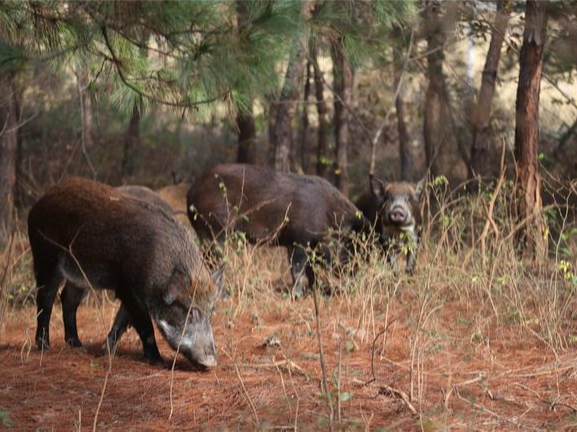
[28,177,219,366]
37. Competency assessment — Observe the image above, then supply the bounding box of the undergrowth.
[1,176,576,428]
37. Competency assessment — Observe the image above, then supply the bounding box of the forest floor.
[2,255,577,431]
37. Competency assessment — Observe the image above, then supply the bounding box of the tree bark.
[298,59,312,173]
[0,73,18,246]
[423,0,468,186]
[311,41,329,179]
[470,0,511,181]
[331,39,352,197]
[393,28,413,181]
[235,0,256,165]
[272,1,313,172]
[76,69,96,178]
[122,103,141,177]
[514,0,549,260]
[236,101,256,164]
[80,71,94,150]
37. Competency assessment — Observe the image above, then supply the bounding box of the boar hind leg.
[35,268,64,351]
[61,283,87,347]
[105,304,131,354]
[119,295,163,365]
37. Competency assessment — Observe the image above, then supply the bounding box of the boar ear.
[414,177,427,201]
[210,263,226,301]
[369,174,386,200]
[164,269,190,305]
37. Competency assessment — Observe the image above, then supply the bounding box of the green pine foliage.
[0,1,418,115]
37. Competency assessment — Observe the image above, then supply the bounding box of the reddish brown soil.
[1,296,577,430]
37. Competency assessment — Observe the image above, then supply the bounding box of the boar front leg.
[118,292,164,366]
[105,304,131,355]
[404,230,419,274]
[288,246,313,298]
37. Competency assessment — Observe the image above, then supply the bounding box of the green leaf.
[0,409,14,429]
[339,392,352,402]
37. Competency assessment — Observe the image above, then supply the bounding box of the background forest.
[0,0,575,248]
[2,0,577,430]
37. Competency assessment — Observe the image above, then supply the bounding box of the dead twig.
[478,138,506,268]
[222,348,260,426]
[364,318,398,385]
[377,384,418,416]
[515,382,577,413]
[311,283,334,428]
[92,350,113,432]
[241,358,305,376]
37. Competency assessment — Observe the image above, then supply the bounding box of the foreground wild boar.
[28,178,223,368]
[355,175,424,272]
[187,164,368,294]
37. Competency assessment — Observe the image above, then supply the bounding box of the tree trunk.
[393,28,413,181]
[0,73,18,246]
[272,0,313,172]
[331,39,352,197]
[423,0,468,186]
[236,101,256,164]
[235,0,256,165]
[514,0,549,260]
[122,103,141,177]
[80,71,94,150]
[311,41,329,179]
[470,0,511,180]
[76,69,96,178]
[298,60,312,173]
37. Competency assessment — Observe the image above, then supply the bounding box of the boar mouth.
[181,349,217,370]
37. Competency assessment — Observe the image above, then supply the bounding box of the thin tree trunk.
[235,0,256,165]
[393,28,413,181]
[331,39,352,197]
[272,0,313,172]
[80,71,94,150]
[76,69,96,178]
[14,83,24,208]
[423,0,467,186]
[122,103,141,177]
[298,60,312,173]
[237,101,256,164]
[514,0,549,259]
[311,40,329,179]
[470,0,511,180]
[0,73,18,246]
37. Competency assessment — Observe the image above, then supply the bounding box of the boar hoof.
[102,338,118,356]
[143,348,166,367]
[36,336,50,351]
[66,338,83,348]
[147,356,167,368]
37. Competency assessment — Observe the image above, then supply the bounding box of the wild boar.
[355,175,425,273]
[28,178,223,368]
[187,163,369,295]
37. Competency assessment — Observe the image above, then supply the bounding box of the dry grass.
[1,179,577,430]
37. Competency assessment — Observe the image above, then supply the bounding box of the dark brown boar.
[356,175,425,272]
[187,164,368,295]
[28,178,223,368]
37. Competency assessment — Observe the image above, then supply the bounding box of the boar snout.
[387,206,408,224]
[157,314,218,369]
